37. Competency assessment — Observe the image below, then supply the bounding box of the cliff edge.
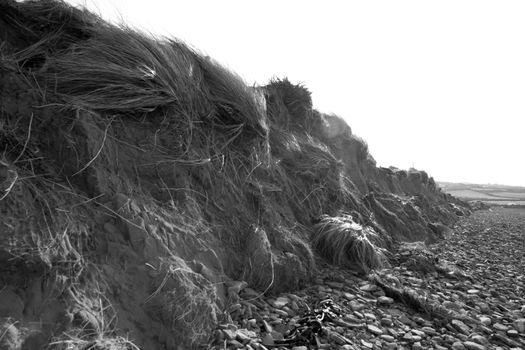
[0,1,469,348]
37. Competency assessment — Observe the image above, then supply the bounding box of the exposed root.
[72,115,114,176]
[13,112,33,164]
[371,273,455,324]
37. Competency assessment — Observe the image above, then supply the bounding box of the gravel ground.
[211,208,525,350]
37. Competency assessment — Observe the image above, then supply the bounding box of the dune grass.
[5,0,268,144]
[0,0,401,347]
[312,214,387,272]
[265,78,313,131]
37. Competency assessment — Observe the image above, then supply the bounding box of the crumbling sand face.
[0,1,470,348]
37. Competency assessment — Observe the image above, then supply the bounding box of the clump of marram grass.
[265,78,312,120]
[4,0,268,143]
[312,214,387,272]
[264,78,314,132]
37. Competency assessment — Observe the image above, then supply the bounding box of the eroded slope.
[0,1,469,348]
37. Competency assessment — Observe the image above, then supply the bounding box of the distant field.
[438,182,525,206]
[446,189,498,200]
[490,192,525,198]
[484,200,525,205]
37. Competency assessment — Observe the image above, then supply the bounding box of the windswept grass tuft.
[5,0,268,143]
[312,214,387,272]
[43,30,203,113]
[265,77,313,129]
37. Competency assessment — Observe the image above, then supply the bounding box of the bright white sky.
[68,0,525,186]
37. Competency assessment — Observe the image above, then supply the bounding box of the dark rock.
[513,318,525,333]
[462,341,486,350]
[366,324,383,335]
[492,333,520,347]
[451,320,471,335]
